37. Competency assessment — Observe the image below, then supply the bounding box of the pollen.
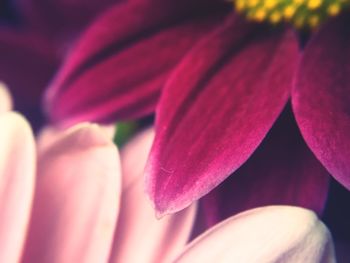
[232,0,350,29]
[308,14,321,28]
[255,8,268,20]
[307,0,322,10]
[327,4,341,15]
[270,11,283,23]
[265,0,278,9]
[284,5,297,18]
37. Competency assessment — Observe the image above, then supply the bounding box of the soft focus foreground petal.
[200,107,329,227]
[109,128,197,263]
[292,14,350,189]
[36,123,116,153]
[147,17,298,215]
[0,30,58,111]
[22,124,121,263]
[118,128,155,189]
[0,82,12,113]
[16,0,119,41]
[45,1,228,126]
[175,206,336,263]
[0,112,35,263]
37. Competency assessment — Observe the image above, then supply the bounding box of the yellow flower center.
[232,0,350,29]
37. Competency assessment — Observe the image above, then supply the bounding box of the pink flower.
[43,0,350,216]
[0,84,336,262]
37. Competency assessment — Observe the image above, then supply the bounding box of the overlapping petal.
[22,124,121,263]
[200,107,330,227]
[175,206,335,262]
[292,14,350,190]
[146,16,299,215]
[45,0,228,126]
[0,112,35,263]
[109,128,197,263]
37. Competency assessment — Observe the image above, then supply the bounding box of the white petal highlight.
[0,112,35,262]
[0,82,13,113]
[175,205,336,263]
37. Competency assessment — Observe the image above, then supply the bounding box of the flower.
[0,84,196,262]
[44,0,228,125]
[44,0,350,218]
[0,0,120,127]
[0,84,337,261]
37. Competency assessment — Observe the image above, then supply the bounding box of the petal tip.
[0,82,13,113]
[62,122,113,147]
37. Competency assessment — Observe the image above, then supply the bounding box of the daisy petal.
[292,14,350,189]
[44,1,226,126]
[0,82,12,113]
[201,107,329,227]
[147,17,299,215]
[175,206,336,263]
[22,124,121,263]
[109,128,197,263]
[0,112,35,263]
[36,123,116,153]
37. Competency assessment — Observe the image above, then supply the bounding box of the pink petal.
[36,123,116,153]
[200,107,330,227]
[0,82,12,113]
[0,112,35,263]
[146,17,299,215]
[109,128,197,263]
[22,124,121,263]
[175,206,336,262]
[45,1,227,126]
[292,14,350,189]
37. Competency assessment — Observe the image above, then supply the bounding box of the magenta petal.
[0,30,58,112]
[200,107,330,227]
[45,1,226,126]
[146,17,299,215]
[292,14,350,189]
[109,128,196,263]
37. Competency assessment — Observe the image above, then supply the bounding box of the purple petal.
[0,30,58,120]
[200,107,330,227]
[292,14,350,190]
[146,17,299,215]
[45,1,227,126]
